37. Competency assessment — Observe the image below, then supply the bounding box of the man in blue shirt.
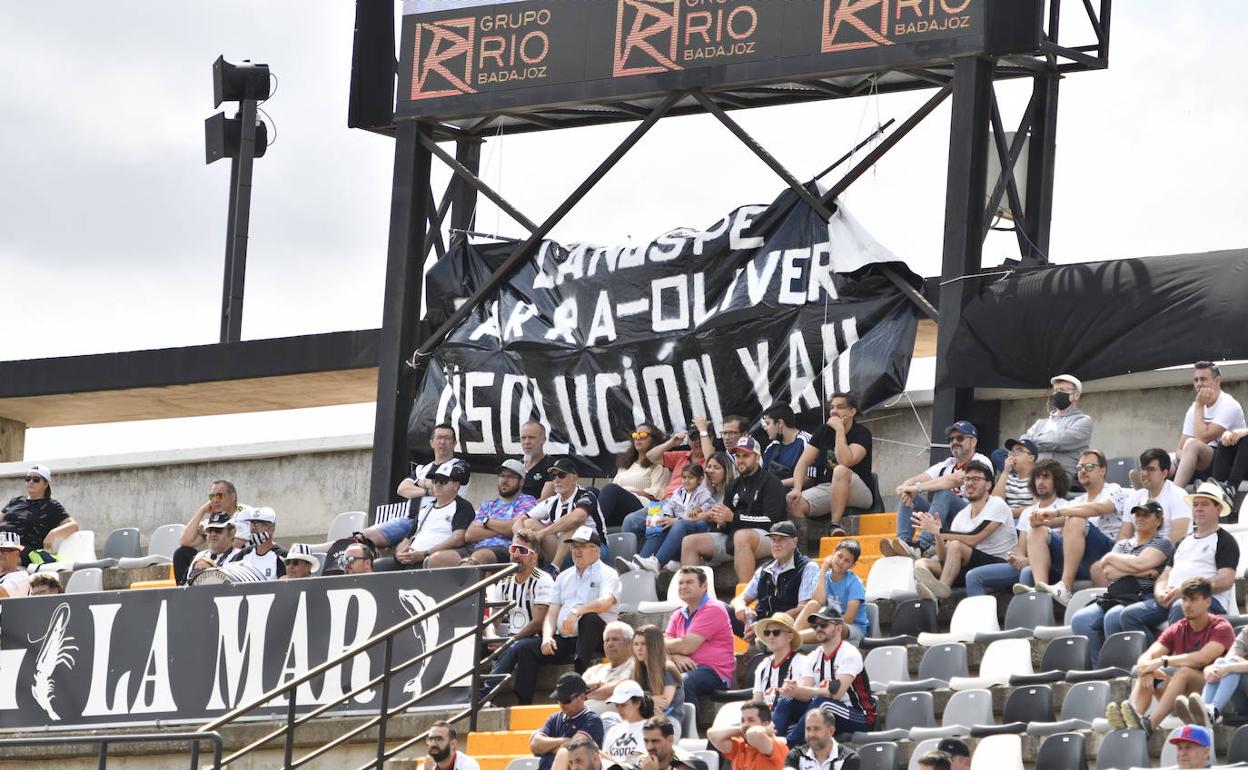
[760,404,815,491]
[530,673,605,770]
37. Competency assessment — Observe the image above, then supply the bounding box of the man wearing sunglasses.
[519,459,608,569]
[173,479,250,584]
[882,421,991,559]
[1123,448,1191,545]
[529,673,604,770]
[485,530,554,704]
[463,460,539,566]
[770,607,875,743]
[383,460,476,570]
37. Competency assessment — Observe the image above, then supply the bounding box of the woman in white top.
[597,423,672,526]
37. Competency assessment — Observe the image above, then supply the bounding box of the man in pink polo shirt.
[664,566,736,702]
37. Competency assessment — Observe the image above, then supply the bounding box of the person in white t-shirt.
[227,507,286,580]
[882,420,993,559]
[912,461,1016,601]
[363,423,459,550]
[1126,448,1192,545]
[382,460,476,570]
[0,531,30,598]
[1174,362,1247,488]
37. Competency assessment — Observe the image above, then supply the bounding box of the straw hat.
[751,612,801,652]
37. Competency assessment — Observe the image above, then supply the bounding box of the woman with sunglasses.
[596,424,671,527]
[631,624,685,717]
[2,465,77,566]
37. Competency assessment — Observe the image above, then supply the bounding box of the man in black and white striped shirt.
[486,529,555,703]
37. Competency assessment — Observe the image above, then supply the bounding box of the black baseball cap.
[809,606,844,623]
[549,671,588,701]
[936,738,970,757]
[767,522,799,539]
[548,457,580,476]
[427,459,470,484]
[1131,500,1164,517]
[204,511,234,530]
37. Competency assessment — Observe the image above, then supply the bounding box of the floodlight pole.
[220,98,259,343]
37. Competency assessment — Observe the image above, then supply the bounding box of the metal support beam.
[1023,72,1060,261]
[448,138,483,248]
[219,98,259,343]
[419,132,539,234]
[408,93,680,367]
[370,122,434,513]
[931,57,994,463]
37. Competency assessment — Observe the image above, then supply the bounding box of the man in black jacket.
[680,436,787,584]
[731,522,820,641]
[785,707,860,770]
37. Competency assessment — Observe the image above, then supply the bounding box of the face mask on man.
[1051,391,1072,411]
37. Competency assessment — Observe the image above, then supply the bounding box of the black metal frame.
[0,731,223,770]
[367,0,1112,504]
[219,97,261,344]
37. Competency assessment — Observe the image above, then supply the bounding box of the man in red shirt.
[1107,576,1235,739]
[708,700,788,770]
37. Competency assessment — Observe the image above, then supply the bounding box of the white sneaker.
[1037,580,1072,606]
[664,560,681,572]
[634,555,660,573]
[613,556,634,573]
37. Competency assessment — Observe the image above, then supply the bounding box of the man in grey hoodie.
[1022,374,1094,479]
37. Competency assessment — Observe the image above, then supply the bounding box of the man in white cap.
[283,544,318,579]
[1019,373,1094,479]
[0,531,31,598]
[185,511,241,583]
[381,459,476,570]
[462,460,539,566]
[362,423,460,550]
[228,507,286,580]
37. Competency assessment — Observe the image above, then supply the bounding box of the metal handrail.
[0,731,223,770]
[199,562,520,769]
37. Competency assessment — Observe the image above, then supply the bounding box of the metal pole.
[218,157,240,342]
[220,98,259,343]
[284,688,297,768]
[448,138,484,249]
[1024,72,1060,262]
[469,581,486,732]
[930,57,993,464]
[369,121,435,513]
[376,637,395,768]
[98,740,108,770]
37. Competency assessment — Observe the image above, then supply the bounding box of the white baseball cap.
[606,680,646,704]
[0,531,22,550]
[285,543,318,565]
[241,506,277,524]
[499,459,526,478]
[27,465,51,483]
[1050,374,1083,392]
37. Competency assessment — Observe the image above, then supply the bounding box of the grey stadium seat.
[864,645,910,694]
[861,597,937,648]
[971,684,1053,736]
[606,532,638,562]
[1035,731,1087,770]
[909,688,992,740]
[117,523,183,569]
[857,742,897,770]
[1011,635,1090,685]
[974,590,1055,643]
[1095,729,1149,770]
[616,570,658,612]
[1027,681,1111,736]
[1067,630,1148,682]
[888,642,968,694]
[851,691,935,743]
[102,527,141,559]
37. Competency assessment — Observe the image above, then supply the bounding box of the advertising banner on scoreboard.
[397,0,1041,120]
[0,570,481,730]
[410,187,921,471]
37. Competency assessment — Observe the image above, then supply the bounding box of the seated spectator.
[1069,502,1173,666]
[796,540,868,643]
[788,392,874,540]
[340,541,375,574]
[784,706,859,770]
[750,614,806,709]
[759,404,816,492]
[1023,450,1126,602]
[0,532,30,597]
[518,459,608,568]
[185,512,241,583]
[619,463,715,574]
[28,572,62,596]
[911,461,1016,600]
[632,624,684,716]
[583,622,636,704]
[365,423,459,550]
[1126,448,1192,545]
[228,507,286,580]
[639,715,706,770]
[1115,481,1237,642]
[519,420,559,501]
[707,700,788,770]
[1185,620,1248,725]
[703,452,737,504]
[965,460,1067,597]
[1166,725,1213,770]
[732,522,819,641]
[530,675,605,770]
[283,544,318,579]
[513,528,620,704]
[485,530,554,705]
[595,424,671,528]
[648,417,716,500]
[771,607,875,742]
[379,460,475,570]
[934,739,971,770]
[1174,361,1245,489]
[1107,577,1234,740]
[882,421,991,559]
[463,460,538,566]
[424,720,480,770]
[174,479,248,584]
[1,464,77,567]
[664,566,736,702]
[991,438,1036,517]
[1019,373,1094,479]
[600,682,654,763]
[680,437,786,584]
[914,752,951,770]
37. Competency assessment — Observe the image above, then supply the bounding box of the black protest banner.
[0,570,480,729]
[411,187,921,471]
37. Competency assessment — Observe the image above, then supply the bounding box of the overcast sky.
[4,2,1247,462]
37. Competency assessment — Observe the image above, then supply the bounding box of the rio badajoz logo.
[821,0,973,53]
[614,0,761,77]
[411,8,553,100]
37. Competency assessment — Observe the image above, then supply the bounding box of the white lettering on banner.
[779,248,810,305]
[729,206,767,250]
[788,331,820,412]
[737,341,774,407]
[595,373,630,454]
[532,241,557,289]
[469,300,502,341]
[692,214,731,256]
[652,274,689,332]
[555,375,600,455]
[586,245,616,277]
[691,272,716,326]
[464,371,498,454]
[271,592,314,707]
[529,380,570,455]
[682,356,724,431]
[836,319,860,394]
[615,298,649,317]
[808,243,839,301]
[499,374,530,455]
[588,291,618,345]
[81,601,175,717]
[746,250,782,307]
[82,604,125,716]
[207,594,276,710]
[556,244,586,285]
[621,356,648,429]
[322,589,378,705]
[617,243,646,271]
[545,297,578,343]
[651,231,686,261]
[503,301,538,340]
[132,601,176,714]
[643,364,686,433]
[718,267,744,313]
[0,648,27,710]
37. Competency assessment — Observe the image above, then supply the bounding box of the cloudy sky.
[4,2,1247,461]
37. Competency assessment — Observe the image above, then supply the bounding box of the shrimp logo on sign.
[410,16,478,100]
[613,0,681,77]
[30,603,78,721]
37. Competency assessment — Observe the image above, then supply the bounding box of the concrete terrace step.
[467,730,533,755]
[508,704,559,731]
